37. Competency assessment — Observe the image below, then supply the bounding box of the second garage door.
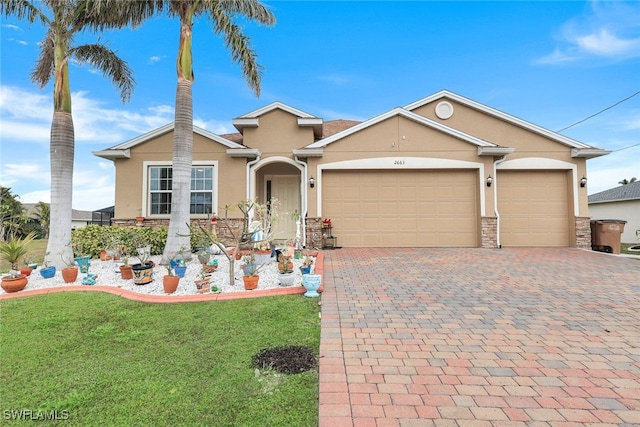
[322,169,479,247]
[497,170,570,246]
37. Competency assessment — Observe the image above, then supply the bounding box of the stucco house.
[93,90,609,249]
[588,181,640,243]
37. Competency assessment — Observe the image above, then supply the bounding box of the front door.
[267,175,300,243]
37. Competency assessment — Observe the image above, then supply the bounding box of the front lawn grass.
[0,293,321,426]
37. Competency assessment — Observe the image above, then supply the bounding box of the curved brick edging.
[0,253,325,304]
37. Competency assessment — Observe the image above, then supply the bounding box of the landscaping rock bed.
[0,254,314,296]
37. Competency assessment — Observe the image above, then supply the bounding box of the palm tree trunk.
[162,17,196,263]
[162,79,194,262]
[45,111,74,269]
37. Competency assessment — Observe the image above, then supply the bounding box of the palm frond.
[210,4,263,96]
[0,0,51,25]
[72,43,135,102]
[30,29,55,87]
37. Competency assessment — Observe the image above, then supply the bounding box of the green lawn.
[0,293,321,426]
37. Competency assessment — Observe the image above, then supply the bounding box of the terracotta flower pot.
[19,267,32,277]
[119,265,133,280]
[163,275,179,294]
[243,275,259,290]
[61,267,79,283]
[1,275,28,293]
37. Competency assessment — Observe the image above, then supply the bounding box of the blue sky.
[1,0,639,211]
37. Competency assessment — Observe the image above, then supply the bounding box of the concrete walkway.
[318,248,640,427]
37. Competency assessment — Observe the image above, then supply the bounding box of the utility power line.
[557,90,640,132]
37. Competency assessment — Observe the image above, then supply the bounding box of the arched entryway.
[249,157,305,244]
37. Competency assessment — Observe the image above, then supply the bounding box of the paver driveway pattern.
[318,248,640,427]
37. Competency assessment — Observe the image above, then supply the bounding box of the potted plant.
[135,208,144,226]
[241,253,262,290]
[162,264,179,294]
[19,256,34,277]
[169,247,188,278]
[300,251,314,275]
[1,270,28,293]
[277,254,295,287]
[118,251,133,280]
[60,250,79,283]
[194,267,211,293]
[40,257,56,279]
[131,237,153,285]
[202,258,218,273]
[0,232,36,272]
[70,237,93,273]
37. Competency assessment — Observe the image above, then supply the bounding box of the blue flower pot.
[40,266,56,279]
[75,256,91,274]
[175,265,187,278]
[300,266,311,275]
[302,274,321,298]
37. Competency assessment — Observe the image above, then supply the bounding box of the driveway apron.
[318,247,640,427]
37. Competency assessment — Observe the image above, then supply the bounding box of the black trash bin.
[590,219,627,254]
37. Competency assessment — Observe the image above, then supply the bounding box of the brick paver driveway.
[318,248,640,427]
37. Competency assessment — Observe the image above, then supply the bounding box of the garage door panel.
[323,170,478,247]
[498,170,569,247]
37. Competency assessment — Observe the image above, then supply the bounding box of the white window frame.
[142,160,219,218]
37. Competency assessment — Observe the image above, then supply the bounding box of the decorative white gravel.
[1,254,315,296]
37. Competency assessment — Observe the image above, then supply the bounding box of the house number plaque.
[394,160,405,165]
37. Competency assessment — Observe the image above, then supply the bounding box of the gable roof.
[304,107,511,154]
[589,180,640,203]
[232,101,323,138]
[405,90,610,158]
[93,122,245,160]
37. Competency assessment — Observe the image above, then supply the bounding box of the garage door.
[322,169,479,247]
[497,170,570,246]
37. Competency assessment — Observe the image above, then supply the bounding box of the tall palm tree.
[618,178,637,185]
[33,201,51,239]
[1,0,154,268]
[160,0,275,263]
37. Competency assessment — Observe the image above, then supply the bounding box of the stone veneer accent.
[481,217,498,248]
[306,218,322,249]
[115,215,590,249]
[575,216,592,250]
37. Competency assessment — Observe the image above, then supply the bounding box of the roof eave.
[232,118,259,133]
[226,148,261,159]
[293,148,324,158]
[298,118,323,138]
[478,147,515,156]
[571,148,611,159]
[92,149,131,160]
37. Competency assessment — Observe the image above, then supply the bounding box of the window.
[149,166,214,215]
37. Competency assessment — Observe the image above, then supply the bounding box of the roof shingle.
[588,180,640,203]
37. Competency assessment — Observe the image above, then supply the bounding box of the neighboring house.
[22,204,93,230]
[588,181,640,243]
[93,90,609,249]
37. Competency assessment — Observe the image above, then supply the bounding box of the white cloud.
[537,1,640,64]
[149,55,165,64]
[0,163,45,187]
[2,24,22,32]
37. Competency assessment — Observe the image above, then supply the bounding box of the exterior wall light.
[486,175,493,187]
[309,176,315,188]
[580,176,587,188]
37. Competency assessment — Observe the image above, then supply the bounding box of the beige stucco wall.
[413,99,589,217]
[113,130,247,218]
[242,109,315,153]
[305,115,497,217]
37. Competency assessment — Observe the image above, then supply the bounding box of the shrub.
[72,225,168,258]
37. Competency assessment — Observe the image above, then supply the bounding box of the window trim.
[142,160,218,218]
